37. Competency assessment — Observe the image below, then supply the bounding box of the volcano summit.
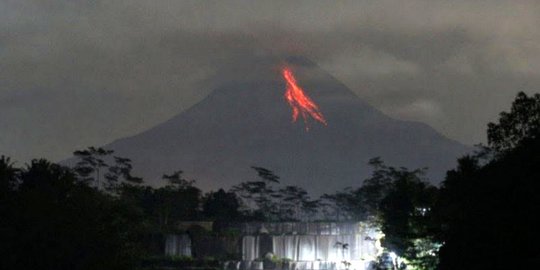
[102,57,470,193]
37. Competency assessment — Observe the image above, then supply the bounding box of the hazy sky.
[2,0,540,163]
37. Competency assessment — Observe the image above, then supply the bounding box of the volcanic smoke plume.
[282,67,327,130]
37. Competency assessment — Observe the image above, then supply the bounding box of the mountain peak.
[104,57,470,193]
[284,56,318,67]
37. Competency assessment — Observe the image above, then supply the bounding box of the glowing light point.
[282,67,327,130]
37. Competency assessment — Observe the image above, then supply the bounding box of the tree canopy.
[487,91,540,152]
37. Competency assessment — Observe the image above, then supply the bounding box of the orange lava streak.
[282,67,327,130]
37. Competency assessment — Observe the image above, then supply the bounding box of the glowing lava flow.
[282,67,327,130]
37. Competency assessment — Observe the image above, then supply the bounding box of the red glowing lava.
[282,67,327,130]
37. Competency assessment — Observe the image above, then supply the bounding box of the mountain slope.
[105,57,471,193]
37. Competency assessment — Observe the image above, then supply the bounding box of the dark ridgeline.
[102,56,471,193]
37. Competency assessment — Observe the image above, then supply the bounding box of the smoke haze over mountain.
[2,1,539,163]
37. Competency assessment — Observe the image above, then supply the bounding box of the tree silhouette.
[320,191,351,221]
[278,185,311,220]
[0,155,19,196]
[378,166,438,269]
[202,189,241,221]
[232,166,281,221]
[323,158,439,269]
[487,91,540,153]
[73,147,113,189]
[435,92,540,269]
[162,170,195,188]
[0,158,145,270]
[154,171,200,230]
[74,147,143,193]
[355,157,395,222]
[104,156,142,191]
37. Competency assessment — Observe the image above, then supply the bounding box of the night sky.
[2,0,539,163]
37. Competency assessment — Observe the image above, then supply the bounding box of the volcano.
[103,56,470,193]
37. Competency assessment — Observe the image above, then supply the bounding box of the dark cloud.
[1,0,540,162]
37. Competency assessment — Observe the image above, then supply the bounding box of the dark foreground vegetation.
[1,92,539,270]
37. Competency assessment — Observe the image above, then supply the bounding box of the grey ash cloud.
[1,0,540,162]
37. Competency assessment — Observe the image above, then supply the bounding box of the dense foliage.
[487,92,540,153]
[0,159,145,270]
[435,92,540,269]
